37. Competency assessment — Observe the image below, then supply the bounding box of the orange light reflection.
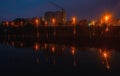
[44,43,47,49]
[72,16,77,25]
[52,46,55,53]
[34,43,40,51]
[100,49,110,70]
[71,47,76,55]
[52,18,56,25]
[105,27,109,32]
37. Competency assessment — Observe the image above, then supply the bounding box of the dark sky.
[0,0,120,21]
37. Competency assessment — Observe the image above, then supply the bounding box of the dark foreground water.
[0,25,120,76]
[0,42,120,76]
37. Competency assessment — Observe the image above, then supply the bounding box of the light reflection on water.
[99,49,111,70]
[0,38,120,75]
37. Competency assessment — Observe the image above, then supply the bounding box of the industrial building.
[44,10,66,25]
[44,1,66,25]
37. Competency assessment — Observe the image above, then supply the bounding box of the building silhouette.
[44,10,66,25]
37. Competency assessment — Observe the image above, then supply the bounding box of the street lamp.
[104,14,111,32]
[71,16,77,36]
[52,18,56,36]
[52,18,56,25]
[72,16,77,25]
[35,18,40,38]
[104,15,110,24]
[35,19,39,26]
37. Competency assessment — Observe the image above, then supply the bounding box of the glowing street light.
[35,19,39,26]
[104,15,110,23]
[72,16,77,25]
[91,20,95,26]
[100,12,113,26]
[52,18,56,25]
[103,13,112,25]
[105,16,109,22]
[89,20,95,27]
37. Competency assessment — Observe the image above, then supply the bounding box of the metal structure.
[48,0,66,24]
[49,0,65,11]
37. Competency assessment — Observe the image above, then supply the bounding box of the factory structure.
[44,1,66,25]
[44,10,66,25]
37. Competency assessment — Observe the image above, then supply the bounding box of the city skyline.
[0,0,120,21]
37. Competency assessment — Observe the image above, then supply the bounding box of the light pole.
[72,16,77,36]
[52,18,56,36]
[35,19,40,38]
[104,15,110,32]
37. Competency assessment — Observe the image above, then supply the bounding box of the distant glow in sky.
[0,0,120,20]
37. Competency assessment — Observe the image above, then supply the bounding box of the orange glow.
[102,51,109,58]
[103,51,108,58]
[52,46,55,53]
[72,49,75,55]
[35,19,39,26]
[20,21,23,26]
[105,27,109,32]
[44,43,47,49]
[106,64,110,69]
[105,16,109,22]
[99,49,102,53]
[34,43,40,51]
[91,20,95,26]
[72,16,77,25]
[100,12,113,26]
[101,50,110,70]
[6,21,9,26]
[103,13,112,24]
[100,19,103,25]
[52,18,56,25]
[71,47,76,55]
[45,21,48,26]
[11,22,14,26]
[36,19,39,24]
[73,28,76,35]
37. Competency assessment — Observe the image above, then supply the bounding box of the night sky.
[0,0,120,21]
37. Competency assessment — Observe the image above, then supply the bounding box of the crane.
[48,0,66,24]
[49,0,65,11]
